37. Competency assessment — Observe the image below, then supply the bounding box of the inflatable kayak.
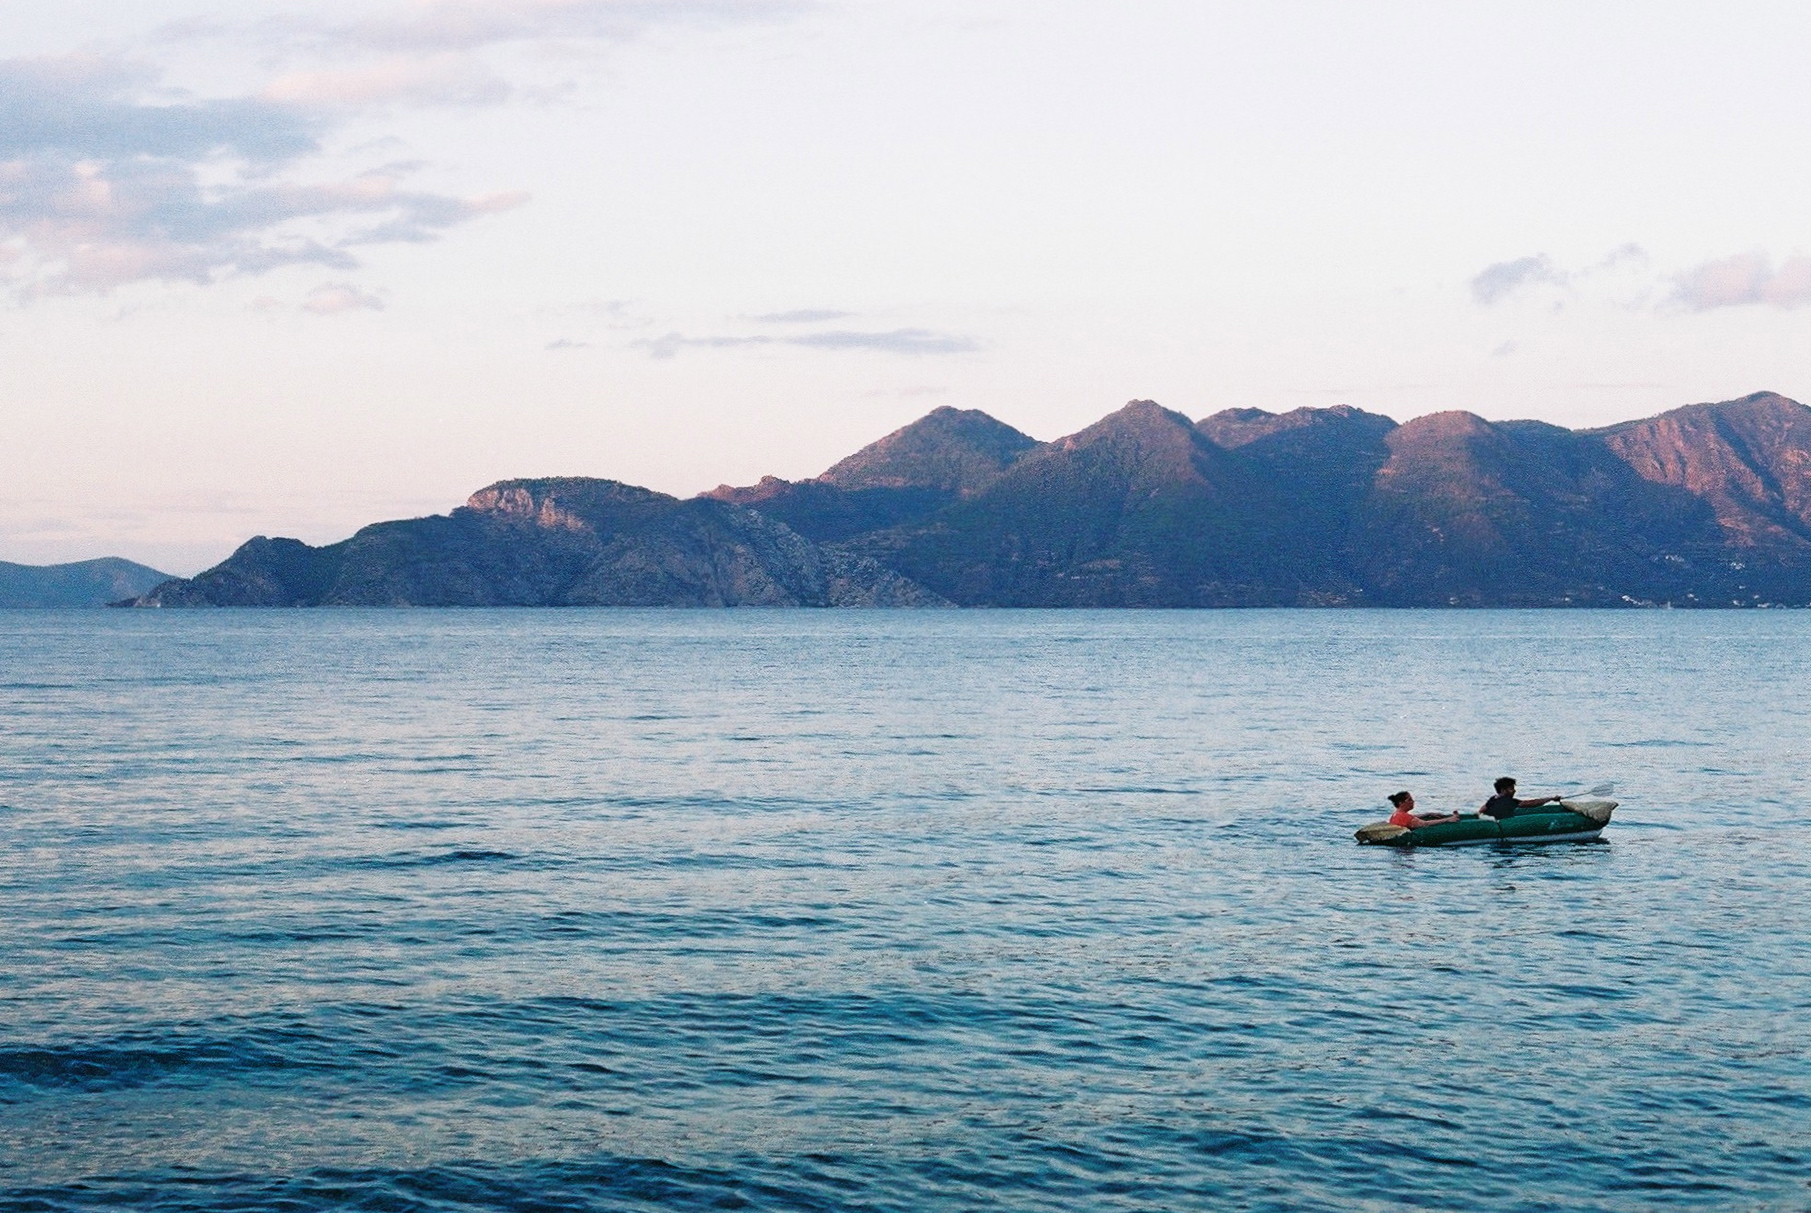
[1356,799,1617,847]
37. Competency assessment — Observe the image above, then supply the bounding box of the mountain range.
[127,391,1811,608]
[132,479,941,608]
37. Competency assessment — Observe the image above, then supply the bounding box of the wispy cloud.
[1672,251,1811,311]
[151,0,809,119]
[750,308,851,323]
[636,328,980,359]
[1470,255,1567,305]
[0,56,525,297]
[790,329,977,353]
[302,281,385,314]
[1598,243,1647,271]
[1469,245,1649,307]
[286,0,810,55]
[539,297,653,328]
[262,56,513,108]
[1473,244,1811,314]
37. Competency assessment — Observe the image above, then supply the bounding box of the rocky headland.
[1,558,173,608]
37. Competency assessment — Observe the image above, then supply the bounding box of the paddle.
[1551,781,1615,802]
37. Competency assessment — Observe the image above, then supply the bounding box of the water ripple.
[2,609,1809,1211]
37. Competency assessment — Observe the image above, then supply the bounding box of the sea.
[2,609,1808,1212]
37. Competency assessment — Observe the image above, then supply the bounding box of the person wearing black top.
[1480,776,1559,819]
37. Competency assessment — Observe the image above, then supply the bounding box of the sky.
[5,0,1811,573]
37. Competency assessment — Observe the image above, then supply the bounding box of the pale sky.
[5,0,1811,573]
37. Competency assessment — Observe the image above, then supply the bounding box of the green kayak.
[1356,799,1617,847]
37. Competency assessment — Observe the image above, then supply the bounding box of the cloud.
[789,329,977,354]
[3,4,807,299]
[1597,243,1648,271]
[0,56,318,162]
[302,281,384,314]
[545,337,590,349]
[1671,251,1811,311]
[1468,244,1657,310]
[0,56,525,297]
[751,308,851,323]
[159,1,810,115]
[1470,255,1567,305]
[558,297,649,326]
[635,328,979,359]
[262,56,513,107]
[295,0,809,54]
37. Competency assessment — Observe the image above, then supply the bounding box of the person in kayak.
[1480,776,1560,820]
[1387,791,1459,829]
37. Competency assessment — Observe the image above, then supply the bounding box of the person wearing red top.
[1386,790,1459,829]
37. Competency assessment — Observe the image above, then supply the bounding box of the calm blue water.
[2,609,1808,1212]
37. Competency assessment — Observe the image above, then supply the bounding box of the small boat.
[1356,799,1617,847]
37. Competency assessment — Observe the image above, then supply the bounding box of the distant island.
[0,558,173,609]
[125,391,1811,608]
